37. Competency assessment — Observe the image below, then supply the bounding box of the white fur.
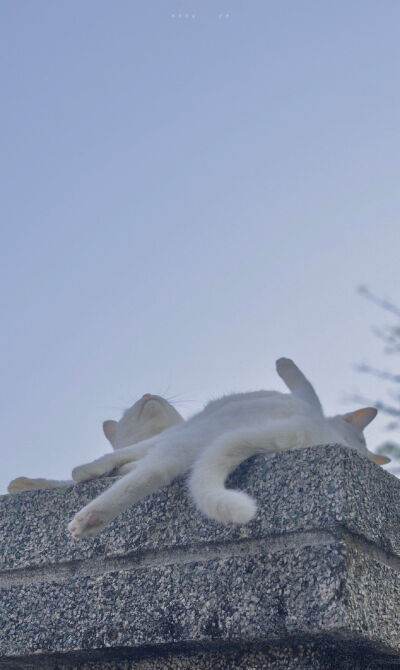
[7,394,183,494]
[68,358,383,539]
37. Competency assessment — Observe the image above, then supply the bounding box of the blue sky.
[1,1,400,493]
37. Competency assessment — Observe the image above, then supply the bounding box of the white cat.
[68,358,389,540]
[8,394,183,493]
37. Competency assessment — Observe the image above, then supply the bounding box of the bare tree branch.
[356,287,400,475]
[357,364,400,383]
[358,286,400,318]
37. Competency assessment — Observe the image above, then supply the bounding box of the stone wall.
[1,445,400,669]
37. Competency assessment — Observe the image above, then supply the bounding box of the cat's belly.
[187,395,316,443]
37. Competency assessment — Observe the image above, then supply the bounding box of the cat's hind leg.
[276,358,323,414]
[68,450,187,539]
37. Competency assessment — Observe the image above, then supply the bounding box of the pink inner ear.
[344,407,377,430]
[103,420,117,442]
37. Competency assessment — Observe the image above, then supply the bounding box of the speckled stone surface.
[1,445,400,669]
[1,642,390,669]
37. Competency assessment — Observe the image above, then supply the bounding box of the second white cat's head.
[103,394,184,450]
[328,407,390,465]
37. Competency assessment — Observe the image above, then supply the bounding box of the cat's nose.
[142,393,152,400]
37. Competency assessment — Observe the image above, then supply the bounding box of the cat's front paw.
[68,508,109,539]
[72,454,116,483]
[8,477,38,493]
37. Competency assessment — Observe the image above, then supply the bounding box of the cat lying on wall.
[68,358,389,540]
[8,394,184,493]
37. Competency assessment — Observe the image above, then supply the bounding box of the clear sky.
[1,1,400,494]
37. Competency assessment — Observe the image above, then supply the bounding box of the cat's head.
[103,394,184,450]
[328,407,390,465]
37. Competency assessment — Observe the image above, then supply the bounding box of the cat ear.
[343,407,377,431]
[366,450,391,466]
[103,420,118,443]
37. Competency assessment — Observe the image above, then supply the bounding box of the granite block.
[1,445,400,669]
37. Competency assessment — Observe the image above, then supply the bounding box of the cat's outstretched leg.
[9,458,144,495]
[189,418,320,524]
[8,477,73,493]
[68,450,188,539]
[114,462,138,476]
[8,458,143,493]
[72,440,154,483]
